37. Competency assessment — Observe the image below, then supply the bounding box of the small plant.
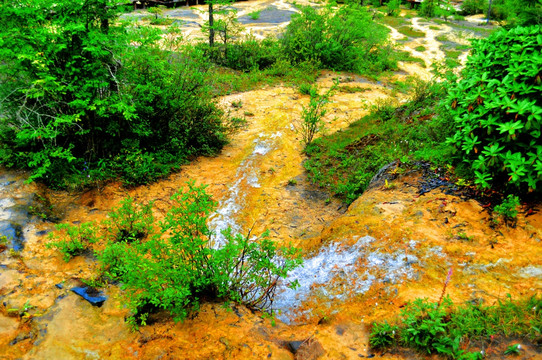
[231,100,243,108]
[493,195,520,224]
[102,197,154,243]
[370,321,398,348]
[299,83,337,147]
[287,178,298,186]
[46,222,98,261]
[248,9,262,20]
[414,45,427,52]
[504,343,521,355]
[298,82,313,95]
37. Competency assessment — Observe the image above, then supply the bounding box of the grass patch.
[414,45,427,52]
[397,25,426,38]
[429,25,441,30]
[379,15,409,28]
[436,34,450,42]
[445,57,461,68]
[248,9,263,20]
[442,48,462,59]
[370,296,542,358]
[338,85,371,93]
[304,80,450,203]
[456,44,471,50]
[206,61,319,96]
[396,50,426,67]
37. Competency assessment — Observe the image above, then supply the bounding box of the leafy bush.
[444,26,542,193]
[50,182,302,325]
[0,0,227,188]
[299,84,336,147]
[47,222,99,261]
[460,0,487,15]
[102,197,155,242]
[493,194,521,222]
[281,4,397,75]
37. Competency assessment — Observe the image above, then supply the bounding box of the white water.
[273,235,419,323]
[207,132,282,248]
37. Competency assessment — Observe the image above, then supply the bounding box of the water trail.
[208,132,281,248]
[273,235,419,323]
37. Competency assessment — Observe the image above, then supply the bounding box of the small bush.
[493,194,520,223]
[300,84,336,147]
[49,182,303,326]
[281,4,396,75]
[47,222,99,261]
[103,197,155,243]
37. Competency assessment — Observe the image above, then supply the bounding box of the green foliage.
[299,84,336,147]
[370,296,541,358]
[47,222,99,261]
[445,26,542,193]
[50,182,302,326]
[386,0,401,16]
[370,321,399,348]
[0,0,227,188]
[461,0,541,26]
[281,4,397,75]
[103,197,155,242]
[493,194,521,222]
[304,79,450,203]
[504,344,521,355]
[248,9,263,20]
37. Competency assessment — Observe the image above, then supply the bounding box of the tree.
[0,0,227,187]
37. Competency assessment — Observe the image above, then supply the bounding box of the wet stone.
[288,341,304,354]
[71,287,107,307]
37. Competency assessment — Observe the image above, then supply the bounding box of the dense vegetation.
[461,0,542,26]
[445,25,542,193]
[0,1,402,189]
[370,296,542,359]
[48,182,302,326]
[0,0,228,188]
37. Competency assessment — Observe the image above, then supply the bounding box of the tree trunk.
[209,3,215,47]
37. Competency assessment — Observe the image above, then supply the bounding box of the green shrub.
[493,194,521,222]
[300,84,336,147]
[460,0,487,15]
[444,25,542,193]
[47,222,99,261]
[0,1,227,188]
[103,197,155,243]
[281,4,396,75]
[44,182,301,327]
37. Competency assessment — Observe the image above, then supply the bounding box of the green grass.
[396,50,426,67]
[379,15,409,28]
[206,61,319,96]
[248,9,262,20]
[429,25,441,30]
[304,80,450,203]
[441,47,463,59]
[370,296,542,358]
[414,45,427,52]
[397,25,426,38]
[338,85,371,93]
